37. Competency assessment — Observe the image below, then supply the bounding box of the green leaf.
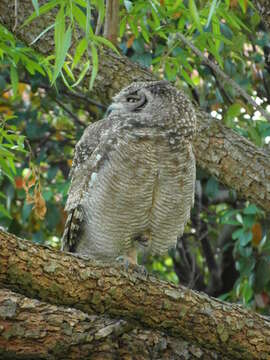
[120,17,127,37]
[52,6,72,84]
[140,21,150,43]
[71,60,90,88]
[92,35,119,54]
[226,103,242,118]
[89,43,98,90]
[238,0,247,14]
[32,0,40,15]
[60,70,72,90]
[206,0,218,28]
[242,215,255,228]
[247,126,262,147]
[22,0,62,27]
[189,0,202,32]
[164,59,178,81]
[86,0,91,40]
[242,281,253,304]
[73,38,87,69]
[243,204,260,215]
[212,17,221,52]
[0,156,15,181]
[96,0,105,25]
[72,4,87,31]
[63,63,75,81]
[232,228,244,240]
[30,23,55,45]
[0,204,11,219]
[181,68,195,87]
[22,202,33,222]
[239,231,252,247]
[10,65,18,97]
[236,256,255,276]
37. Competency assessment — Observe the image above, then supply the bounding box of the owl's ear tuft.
[146,80,171,96]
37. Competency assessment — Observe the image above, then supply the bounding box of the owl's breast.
[148,140,196,254]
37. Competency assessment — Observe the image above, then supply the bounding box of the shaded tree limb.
[0,0,269,212]
[52,96,86,127]
[1,288,220,360]
[0,230,270,359]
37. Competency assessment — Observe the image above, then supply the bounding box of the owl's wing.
[61,116,116,251]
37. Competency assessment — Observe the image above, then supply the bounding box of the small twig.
[13,0,18,31]
[261,69,270,105]
[61,89,107,110]
[20,76,107,110]
[177,32,270,123]
[95,9,103,35]
[207,60,234,105]
[52,97,86,127]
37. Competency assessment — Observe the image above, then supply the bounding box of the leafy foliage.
[23,0,118,89]
[0,0,270,314]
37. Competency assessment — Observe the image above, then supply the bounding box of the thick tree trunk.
[0,230,270,359]
[0,0,270,212]
[1,288,222,360]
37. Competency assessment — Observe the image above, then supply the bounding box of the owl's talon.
[134,264,148,277]
[116,256,130,271]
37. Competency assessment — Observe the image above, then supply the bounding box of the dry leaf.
[22,167,47,219]
[33,184,47,220]
[252,223,262,247]
[126,35,135,48]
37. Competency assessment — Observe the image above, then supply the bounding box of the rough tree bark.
[103,0,119,45]
[1,287,223,360]
[0,0,270,212]
[0,230,270,359]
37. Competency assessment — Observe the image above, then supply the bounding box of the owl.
[61,80,196,265]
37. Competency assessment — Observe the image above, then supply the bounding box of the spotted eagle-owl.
[61,80,196,264]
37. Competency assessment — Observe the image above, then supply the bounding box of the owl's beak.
[105,103,121,116]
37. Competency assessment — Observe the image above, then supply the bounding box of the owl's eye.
[126,95,140,103]
[126,92,147,111]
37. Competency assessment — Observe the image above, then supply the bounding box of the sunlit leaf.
[10,65,18,96]
[89,43,98,89]
[71,60,90,87]
[52,5,72,84]
[22,0,62,27]
[189,0,202,32]
[30,23,55,45]
[32,0,40,15]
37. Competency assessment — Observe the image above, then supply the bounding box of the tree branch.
[0,1,270,212]
[0,229,270,359]
[1,288,220,360]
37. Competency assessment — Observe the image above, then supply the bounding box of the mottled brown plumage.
[61,81,196,264]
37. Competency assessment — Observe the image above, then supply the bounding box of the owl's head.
[106,81,196,139]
